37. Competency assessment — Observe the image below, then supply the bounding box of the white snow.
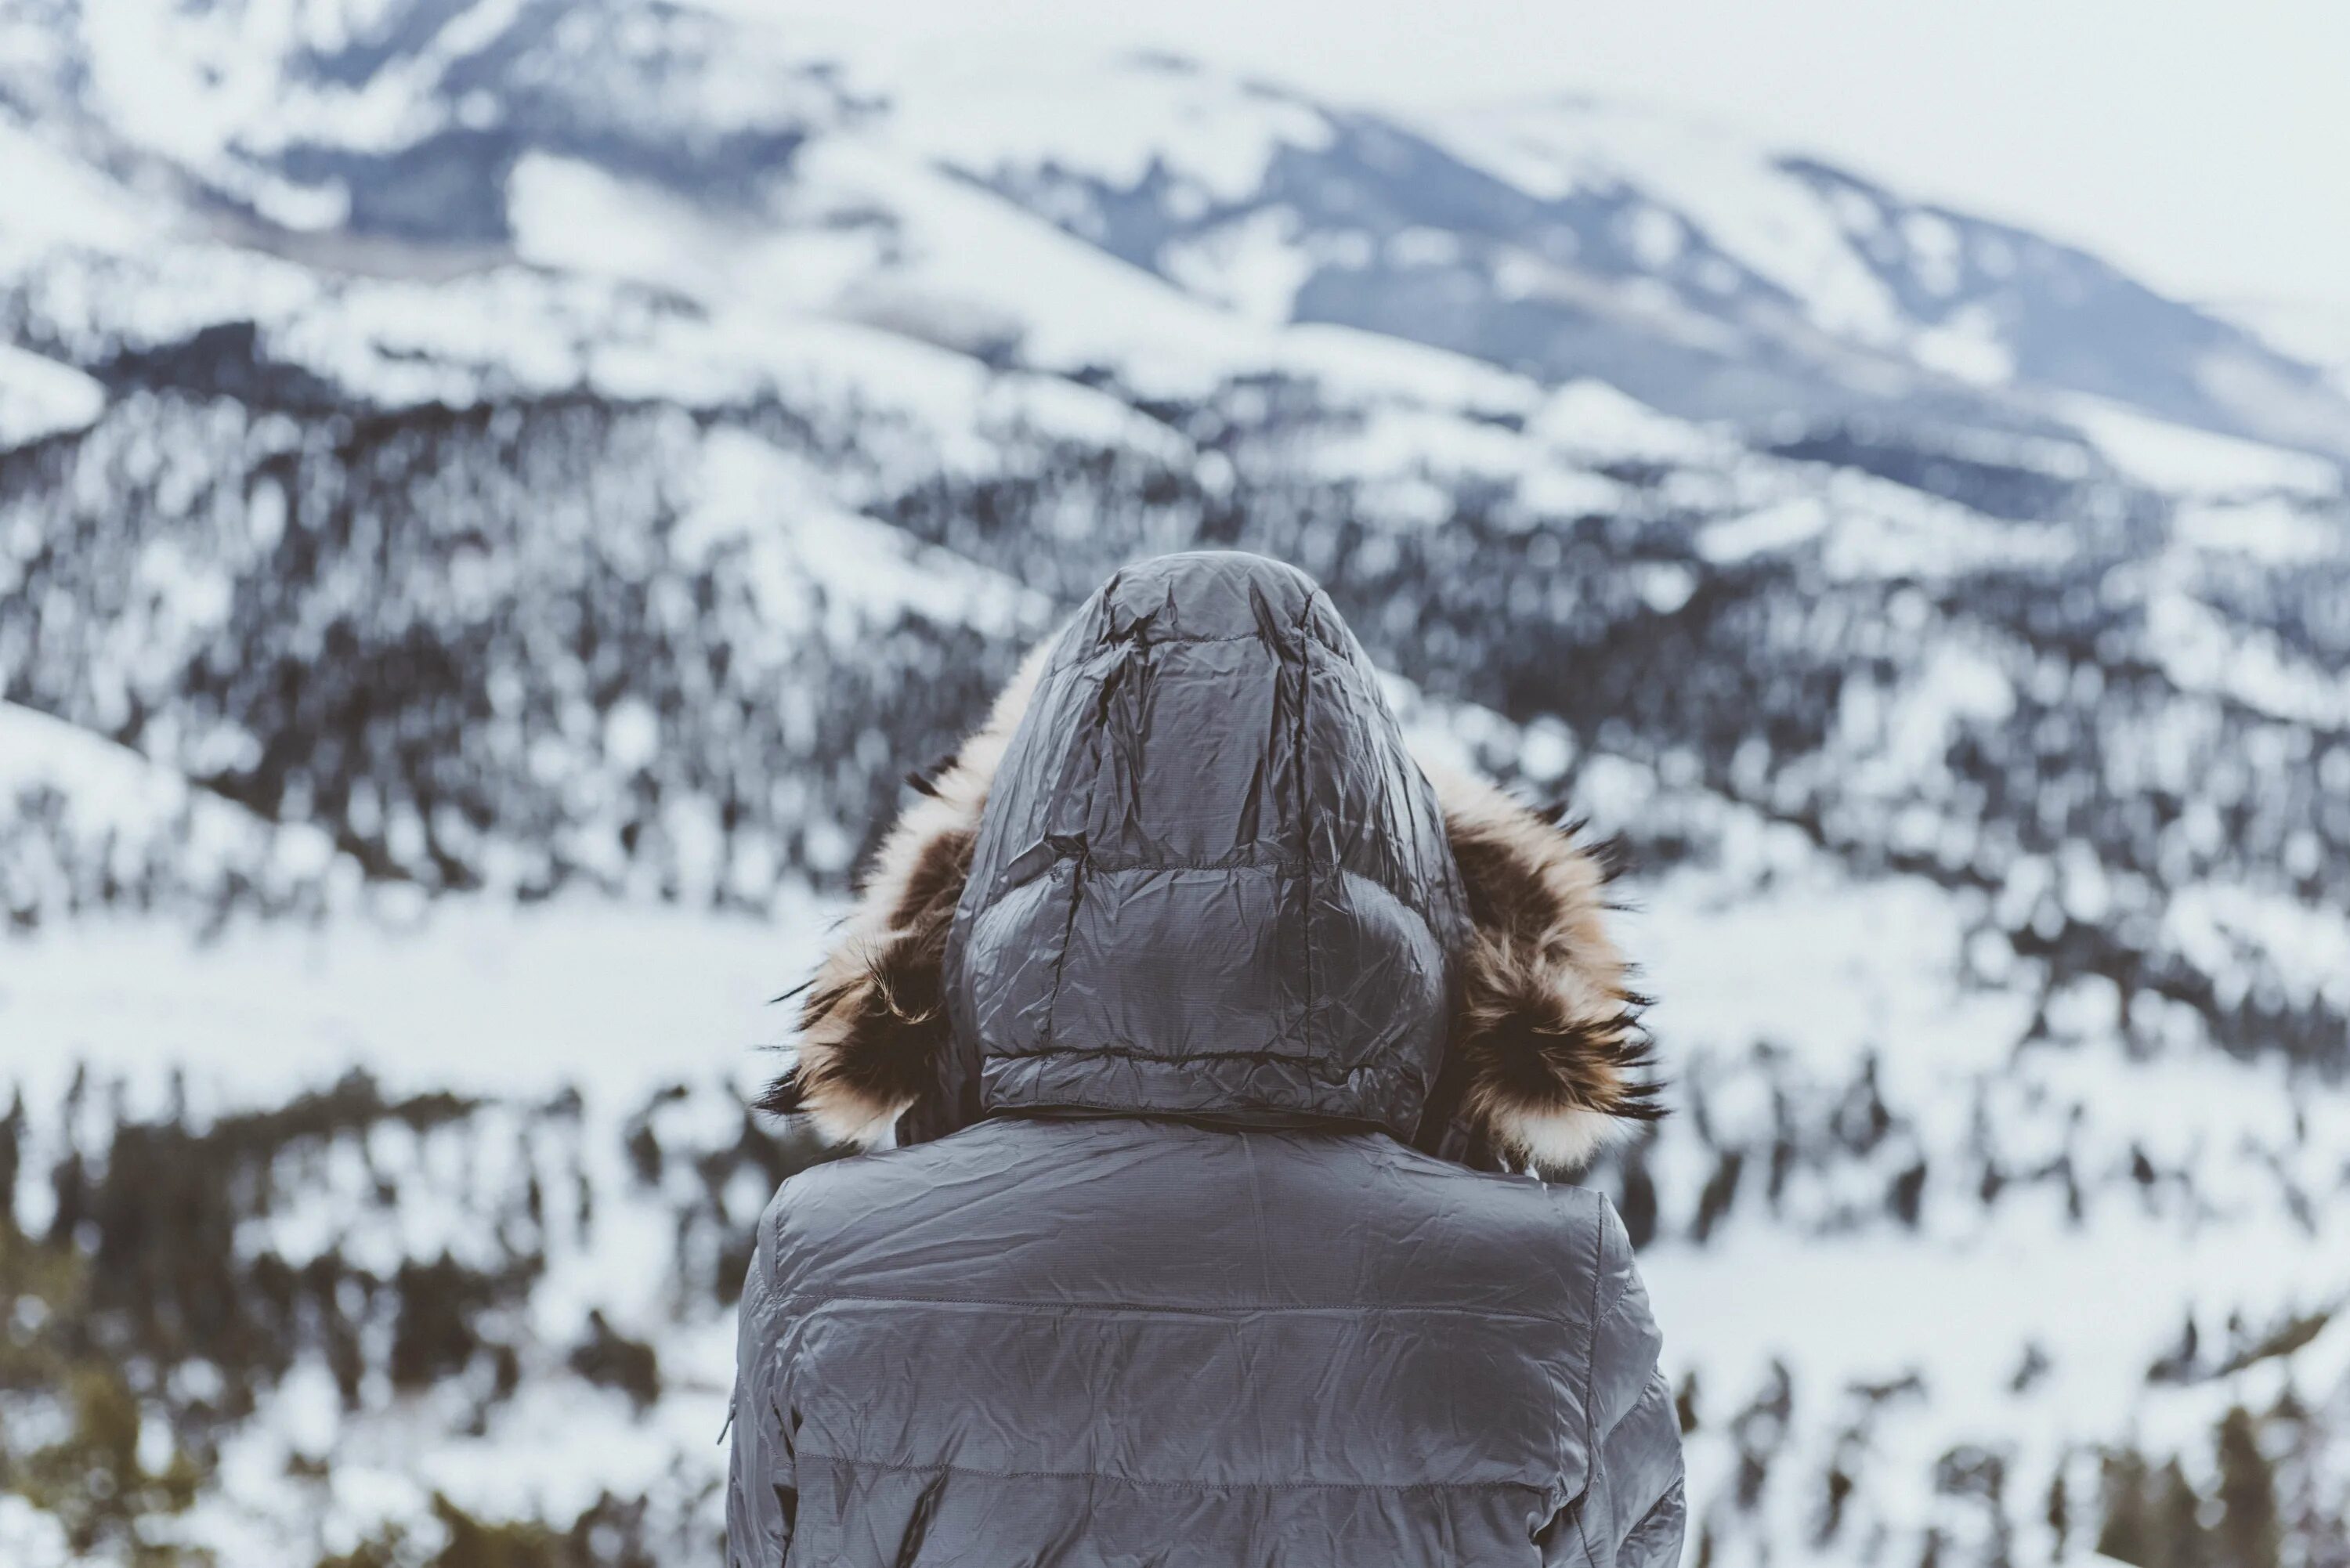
[1638,861,2028,1080]
[2165,883,2350,1014]
[875,42,1332,207]
[0,342,105,448]
[1698,495,1831,562]
[2144,583,2350,728]
[2214,294,2350,398]
[1910,303,2016,386]
[0,115,161,253]
[507,154,732,294]
[0,699,352,907]
[2060,393,2344,497]
[0,895,818,1111]
[674,427,1051,642]
[0,892,835,1567]
[1423,98,1911,345]
[1271,324,1542,416]
[1813,468,2076,580]
[1530,378,1728,465]
[1161,207,1316,324]
[2171,495,2348,562]
[798,136,1269,398]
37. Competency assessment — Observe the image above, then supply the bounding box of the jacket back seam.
[777,1289,1578,1324]
[794,1451,1549,1495]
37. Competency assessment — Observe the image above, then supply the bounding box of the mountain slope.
[3,2,2348,461]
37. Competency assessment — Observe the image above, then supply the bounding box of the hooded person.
[729,552,1683,1566]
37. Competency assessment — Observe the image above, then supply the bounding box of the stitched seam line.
[796,1451,1543,1494]
[1620,1480,1685,1553]
[1075,854,1296,873]
[779,1291,1574,1325]
[985,1058,1410,1101]
[989,1043,1314,1066]
[1091,627,1354,657]
[1041,840,1088,1055]
[1574,1210,1607,1566]
[1294,609,1320,1085]
[1596,1370,1668,1455]
[1595,1245,1635,1330]
[1597,1281,1634,1331]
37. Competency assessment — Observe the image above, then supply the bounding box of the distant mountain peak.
[2,0,2348,462]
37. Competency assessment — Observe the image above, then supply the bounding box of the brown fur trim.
[766,634,1664,1169]
[759,638,1054,1143]
[1419,754,1665,1174]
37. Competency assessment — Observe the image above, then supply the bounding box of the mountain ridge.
[3,0,2348,464]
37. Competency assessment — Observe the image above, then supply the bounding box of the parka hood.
[765,552,1662,1172]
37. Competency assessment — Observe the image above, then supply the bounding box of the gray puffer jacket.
[732,552,1683,1566]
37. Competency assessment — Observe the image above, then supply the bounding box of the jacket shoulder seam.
[1574,1201,1608,1564]
[1580,1195,1636,1335]
[795,1451,1544,1495]
[1618,1477,1685,1559]
[776,1288,1576,1325]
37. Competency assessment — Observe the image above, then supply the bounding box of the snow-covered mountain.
[4,3,2349,1566]
[2221,296,2350,402]
[7,0,2350,457]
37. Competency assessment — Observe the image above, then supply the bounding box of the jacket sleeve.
[1556,1198,1686,1567]
[726,1201,798,1568]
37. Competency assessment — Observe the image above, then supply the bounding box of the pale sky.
[743,0,2350,315]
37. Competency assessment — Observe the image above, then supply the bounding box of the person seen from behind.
[729,551,1684,1566]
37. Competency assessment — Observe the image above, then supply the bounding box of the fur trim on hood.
[761,637,1663,1173]
[756,638,1051,1146]
[1412,755,1664,1170]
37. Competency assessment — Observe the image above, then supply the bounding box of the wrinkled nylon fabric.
[732,555,1683,1566]
[920,551,1468,1142]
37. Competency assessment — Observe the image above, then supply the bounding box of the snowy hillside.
[4,2,2350,1565]
[2221,297,2350,401]
[5,2,2350,456]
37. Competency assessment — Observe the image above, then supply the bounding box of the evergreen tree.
[2153,1459,2208,1568]
[1675,1371,1701,1436]
[2213,1407,2279,1568]
[0,1088,21,1237]
[2097,1450,2154,1566]
[1690,1148,1744,1243]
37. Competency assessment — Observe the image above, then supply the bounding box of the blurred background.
[3,1,2348,1563]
